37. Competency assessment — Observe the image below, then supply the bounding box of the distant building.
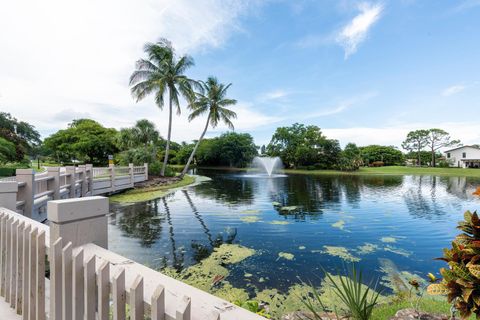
[444,145,480,168]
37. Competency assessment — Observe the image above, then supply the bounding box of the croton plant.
[428,210,480,318]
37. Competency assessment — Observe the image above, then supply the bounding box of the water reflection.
[109,170,480,294]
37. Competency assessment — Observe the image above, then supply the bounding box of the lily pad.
[272,201,282,207]
[240,209,261,214]
[280,206,299,212]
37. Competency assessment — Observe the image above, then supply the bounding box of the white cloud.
[303,91,378,118]
[336,2,384,58]
[442,84,466,97]
[323,122,480,149]
[0,0,265,140]
[260,89,290,101]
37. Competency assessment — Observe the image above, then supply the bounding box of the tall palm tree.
[129,39,196,176]
[180,77,237,177]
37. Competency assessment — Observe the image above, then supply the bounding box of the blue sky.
[0,0,479,148]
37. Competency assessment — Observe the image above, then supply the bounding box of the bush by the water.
[148,161,175,177]
[428,210,480,318]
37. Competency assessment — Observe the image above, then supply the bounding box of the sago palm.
[129,38,197,176]
[180,77,237,177]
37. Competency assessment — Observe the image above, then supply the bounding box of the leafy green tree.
[180,77,237,177]
[425,129,460,167]
[338,143,363,171]
[266,123,340,168]
[401,129,429,166]
[43,119,118,165]
[129,39,197,176]
[0,112,41,161]
[0,137,16,164]
[359,145,404,166]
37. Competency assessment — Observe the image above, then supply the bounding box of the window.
[447,153,451,158]
[463,152,467,158]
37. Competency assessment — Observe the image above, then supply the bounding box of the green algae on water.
[269,220,290,225]
[298,246,306,250]
[383,245,412,257]
[357,243,379,255]
[280,206,299,212]
[272,201,282,207]
[331,219,346,230]
[278,252,295,260]
[240,209,261,214]
[240,216,261,223]
[322,246,360,262]
[381,236,397,243]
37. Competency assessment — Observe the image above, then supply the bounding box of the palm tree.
[129,39,197,176]
[180,77,237,177]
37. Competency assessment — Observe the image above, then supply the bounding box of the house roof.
[444,145,480,152]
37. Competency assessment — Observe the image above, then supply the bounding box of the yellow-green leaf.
[427,283,449,295]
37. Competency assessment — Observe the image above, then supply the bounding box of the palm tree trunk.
[180,114,210,178]
[161,93,173,176]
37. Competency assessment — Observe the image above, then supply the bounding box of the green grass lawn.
[109,175,195,203]
[285,166,480,177]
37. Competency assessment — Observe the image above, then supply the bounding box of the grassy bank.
[188,165,480,177]
[109,175,195,203]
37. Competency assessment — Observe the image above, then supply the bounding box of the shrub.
[369,161,384,167]
[427,210,480,318]
[148,161,176,177]
[0,167,15,177]
[300,266,382,320]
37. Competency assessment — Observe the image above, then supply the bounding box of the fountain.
[248,156,285,177]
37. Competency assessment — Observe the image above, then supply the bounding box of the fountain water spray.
[251,156,283,176]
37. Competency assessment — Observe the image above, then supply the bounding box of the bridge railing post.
[78,165,87,197]
[16,168,35,218]
[66,166,76,198]
[144,163,148,181]
[109,164,116,192]
[47,167,61,200]
[129,163,134,187]
[86,164,93,195]
[48,196,109,249]
[0,181,18,211]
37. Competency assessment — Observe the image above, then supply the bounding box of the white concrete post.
[129,163,134,187]
[47,167,61,200]
[78,165,87,197]
[109,164,116,192]
[144,163,148,181]
[65,166,76,198]
[86,164,93,195]
[0,182,18,211]
[16,169,35,218]
[47,196,109,249]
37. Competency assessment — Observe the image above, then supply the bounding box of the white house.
[444,145,480,168]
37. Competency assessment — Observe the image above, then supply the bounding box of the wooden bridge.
[0,164,148,222]
[0,197,265,320]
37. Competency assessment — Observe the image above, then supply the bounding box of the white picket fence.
[0,198,266,320]
[0,164,148,222]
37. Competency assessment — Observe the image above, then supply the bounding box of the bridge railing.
[0,163,148,222]
[0,197,265,320]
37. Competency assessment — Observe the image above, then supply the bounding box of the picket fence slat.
[112,268,126,320]
[50,238,63,320]
[5,217,12,302]
[151,285,165,320]
[28,228,38,320]
[36,230,45,320]
[0,214,5,297]
[97,260,110,320]
[176,296,191,320]
[21,225,31,320]
[84,255,96,320]
[10,219,18,308]
[15,221,24,315]
[62,242,72,320]
[72,248,84,320]
[130,275,144,320]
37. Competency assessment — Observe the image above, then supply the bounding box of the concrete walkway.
[0,301,21,320]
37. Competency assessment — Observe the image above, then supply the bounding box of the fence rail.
[0,164,148,222]
[0,198,265,320]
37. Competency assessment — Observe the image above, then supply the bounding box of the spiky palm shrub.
[428,210,480,319]
[300,266,382,320]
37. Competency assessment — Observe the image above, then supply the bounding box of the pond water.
[108,169,480,294]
